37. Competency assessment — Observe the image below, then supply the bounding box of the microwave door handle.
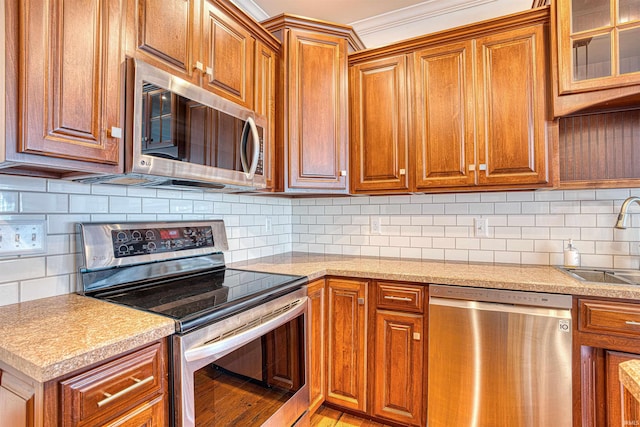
[240,117,260,180]
[183,296,308,365]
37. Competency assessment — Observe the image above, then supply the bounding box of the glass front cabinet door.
[557,0,640,93]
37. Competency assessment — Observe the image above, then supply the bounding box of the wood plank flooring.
[310,406,394,427]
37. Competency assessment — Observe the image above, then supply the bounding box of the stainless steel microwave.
[74,59,266,191]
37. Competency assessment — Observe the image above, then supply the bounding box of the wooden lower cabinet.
[576,298,640,427]
[325,277,368,412]
[0,370,36,427]
[373,310,423,426]
[307,278,326,415]
[0,339,168,427]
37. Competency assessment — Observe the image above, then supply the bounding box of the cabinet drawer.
[579,300,640,338]
[376,282,424,313]
[60,341,164,426]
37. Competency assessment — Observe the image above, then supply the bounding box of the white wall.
[2,174,640,307]
[0,176,292,306]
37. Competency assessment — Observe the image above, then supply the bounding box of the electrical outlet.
[0,221,47,256]
[265,217,273,233]
[371,217,382,235]
[474,218,489,238]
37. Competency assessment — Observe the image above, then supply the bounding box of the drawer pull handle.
[97,375,154,408]
[625,321,640,326]
[384,295,413,302]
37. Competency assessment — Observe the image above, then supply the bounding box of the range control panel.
[111,226,214,258]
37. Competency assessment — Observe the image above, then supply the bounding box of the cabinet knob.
[413,332,421,341]
[340,170,347,176]
[357,297,365,305]
[108,127,122,139]
[194,61,204,72]
[399,168,406,176]
[479,164,487,171]
[469,164,476,171]
[206,66,213,77]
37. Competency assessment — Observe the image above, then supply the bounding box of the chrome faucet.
[615,196,640,229]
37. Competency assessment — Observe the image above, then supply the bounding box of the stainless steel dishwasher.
[427,285,572,427]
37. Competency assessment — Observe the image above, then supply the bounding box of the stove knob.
[118,244,129,255]
[147,241,157,252]
[145,230,155,240]
[116,231,127,242]
[131,230,142,241]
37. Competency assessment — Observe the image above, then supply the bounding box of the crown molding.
[349,0,497,36]
[230,0,270,22]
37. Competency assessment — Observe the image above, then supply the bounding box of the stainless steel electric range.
[77,220,310,427]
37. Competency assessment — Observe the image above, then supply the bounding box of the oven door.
[173,289,309,427]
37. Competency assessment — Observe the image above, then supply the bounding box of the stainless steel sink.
[559,267,640,285]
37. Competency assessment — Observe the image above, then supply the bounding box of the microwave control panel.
[111,226,214,258]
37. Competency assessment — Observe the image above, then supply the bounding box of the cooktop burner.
[77,221,308,334]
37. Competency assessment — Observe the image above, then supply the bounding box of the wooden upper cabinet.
[254,41,277,190]
[263,16,363,193]
[325,277,368,412]
[201,0,254,108]
[412,41,475,190]
[350,55,410,194]
[556,0,640,94]
[287,28,348,191]
[349,7,551,194]
[126,0,259,108]
[552,0,640,116]
[475,24,548,186]
[17,0,122,170]
[126,0,197,82]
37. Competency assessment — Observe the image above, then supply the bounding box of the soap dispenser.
[563,239,580,268]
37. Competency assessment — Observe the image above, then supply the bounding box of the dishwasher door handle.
[429,296,572,319]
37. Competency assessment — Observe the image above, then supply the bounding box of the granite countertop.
[4,252,640,385]
[620,360,640,404]
[0,294,175,382]
[230,252,640,300]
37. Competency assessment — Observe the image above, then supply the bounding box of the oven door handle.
[184,296,308,364]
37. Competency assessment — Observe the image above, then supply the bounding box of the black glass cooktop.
[91,268,307,333]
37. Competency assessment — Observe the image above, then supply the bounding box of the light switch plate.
[0,220,47,256]
[474,218,489,238]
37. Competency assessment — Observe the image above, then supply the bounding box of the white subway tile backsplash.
[69,195,109,213]
[0,176,47,192]
[21,193,68,213]
[0,192,18,213]
[3,177,640,306]
[0,282,19,305]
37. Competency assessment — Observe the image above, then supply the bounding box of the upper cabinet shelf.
[552,0,640,116]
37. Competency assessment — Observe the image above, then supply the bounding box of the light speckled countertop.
[4,252,640,385]
[230,252,640,300]
[0,294,175,382]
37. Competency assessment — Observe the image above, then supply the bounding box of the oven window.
[194,315,305,426]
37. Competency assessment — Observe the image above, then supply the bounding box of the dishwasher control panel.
[429,284,572,309]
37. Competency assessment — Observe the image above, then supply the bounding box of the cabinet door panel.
[307,279,326,414]
[287,29,348,190]
[350,55,409,193]
[255,41,277,190]
[606,351,640,427]
[413,42,475,189]
[21,0,121,165]
[475,25,548,186]
[202,0,254,108]
[326,278,367,412]
[132,0,195,78]
[373,311,423,426]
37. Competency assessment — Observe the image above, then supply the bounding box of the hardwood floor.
[310,406,394,427]
[195,365,293,426]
